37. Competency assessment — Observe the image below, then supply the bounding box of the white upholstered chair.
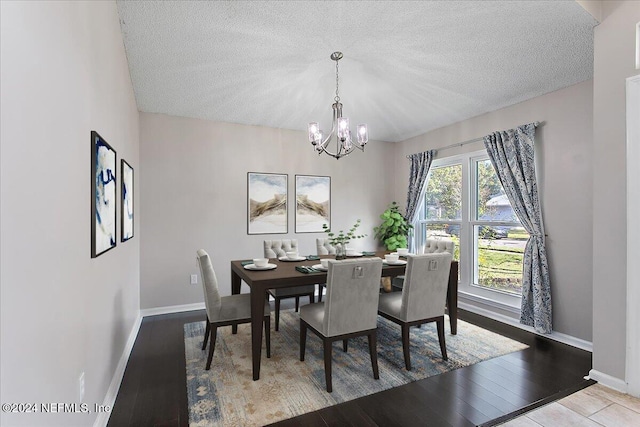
[392,238,455,291]
[263,239,316,331]
[299,258,383,392]
[378,252,453,370]
[315,238,336,302]
[196,249,271,370]
[316,238,336,255]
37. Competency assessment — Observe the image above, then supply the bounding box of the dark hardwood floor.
[107,303,593,427]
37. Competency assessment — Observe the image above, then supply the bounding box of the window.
[414,151,528,307]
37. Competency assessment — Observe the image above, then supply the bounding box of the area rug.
[184,310,527,427]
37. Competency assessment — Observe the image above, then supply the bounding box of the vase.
[335,243,346,260]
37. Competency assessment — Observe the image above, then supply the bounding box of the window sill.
[458,286,521,313]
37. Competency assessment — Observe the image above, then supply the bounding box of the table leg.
[250,286,264,381]
[446,262,459,335]
[231,269,241,334]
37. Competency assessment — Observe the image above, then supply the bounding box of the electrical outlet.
[78,372,85,403]
[190,274,198,285]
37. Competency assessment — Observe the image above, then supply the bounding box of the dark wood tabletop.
[230,251,458,380]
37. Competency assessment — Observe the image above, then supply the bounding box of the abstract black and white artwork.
[121,159,134,242]
[247,172,288,234]
[91,131,117,258]
[295,175,330,233]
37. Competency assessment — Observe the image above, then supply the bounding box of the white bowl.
[320,259,330,268]
[253,258,269,267]
[346,248,357,256]
[385,254,399,263]
[397,248,409,256]
[285,251,299,259]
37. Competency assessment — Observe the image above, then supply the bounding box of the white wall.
[139,113,393,309]
[0,2,140,426]
[592,0,640,385]
[392,80,594,342]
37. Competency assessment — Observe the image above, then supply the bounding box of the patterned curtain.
[484,123,552,334]
[405,150,435,252]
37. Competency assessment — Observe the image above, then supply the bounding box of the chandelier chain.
[334,59,340,103]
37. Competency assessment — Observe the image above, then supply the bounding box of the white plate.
[312,264,328,271]
[278,256,306,262]
[383,260,407,266]
[244,263,277,271]
[346,252,363,257]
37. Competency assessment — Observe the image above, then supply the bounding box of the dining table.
[230,251,459,380]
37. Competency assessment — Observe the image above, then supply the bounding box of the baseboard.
[459,301,593,352]
[140,302,205,317]
[93,312,143,427]
[588,369,628,393]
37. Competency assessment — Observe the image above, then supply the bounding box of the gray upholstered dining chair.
[316,238,336,256]
[315,238,336,302]
[378,252,453,370]
[263,239,315,331]
[196,249,271,370]
[299,257,383,392]
[392,238,455,291]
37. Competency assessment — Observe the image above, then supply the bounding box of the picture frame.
[247,172,288,234]
[295,175,331,233]
[91,131,117,258]
[121,159,134,242]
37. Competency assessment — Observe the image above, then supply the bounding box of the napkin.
[306,255,320,260]
[295,266,320,274]
[241,260,254,266]
[362,251,376,256]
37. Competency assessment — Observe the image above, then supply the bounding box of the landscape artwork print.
[121,159,134,242]
[295,175,330,233]
[247,172,288,234]
[91,131,117,257]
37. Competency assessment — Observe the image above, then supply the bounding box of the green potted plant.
[374,202,413,251]
[322,219,366,259]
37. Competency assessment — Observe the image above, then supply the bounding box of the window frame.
[415,149,523,310]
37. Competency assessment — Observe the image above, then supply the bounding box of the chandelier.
[308,52,368,160]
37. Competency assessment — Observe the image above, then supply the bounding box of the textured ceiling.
[116,1,597,143]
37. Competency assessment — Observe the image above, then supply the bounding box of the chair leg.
[264,315,271,358]
[275,298,281,331]
[402,324,412,371]
[437,317,448,360]
[295,296,300,312]
[343,339,348,352]
[205,325,218,370]
[202,318,210,350]
[309,292,315,304]
[300,321,307,361]
[368,331,380,380]
[323,339,333,392]
[318,285,324,302]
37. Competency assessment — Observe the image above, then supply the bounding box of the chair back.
[323,258,383,336]
[264,239,298,258]
[401,253,452,322]
[316,238,336,255]
[196,249,222,320]
[423,238,455,254]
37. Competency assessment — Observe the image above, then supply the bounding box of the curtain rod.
[406,121,543,158]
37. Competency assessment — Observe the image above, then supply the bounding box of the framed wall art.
[295,175,330,233]
[247,172,288,234]
[91,131,117,257]
[121,159,134,242]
